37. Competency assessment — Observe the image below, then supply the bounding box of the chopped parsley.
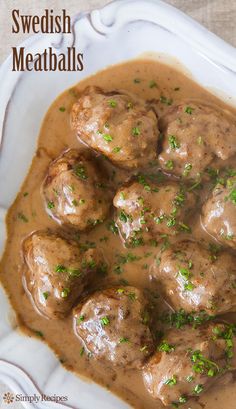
[80,347,85,357]
[103,133,113,142]
[119,210,129,223]
[112,146,121,153]
[74,165,87,180]
[59,106,66,112]
[108,99,117,108]
[132,127,141,136]
[169,135,180,150]
[149,80,158,88]
[160,96,173,105]
[183,163,192,177]
[42,291,49,300]
[100,316,110,326]
[61,288,70,298]
[17,212,28,223]
[119,337,129,343]
[193,384,204,394]
[34,330,44,338]
[165,160,174,170]
[229,188,236,205]
[159,340,175,353]
[165,375,177,386]
[185,106,194,114]
[161,309,214,329]
[107,220,118,235]
[72,199,78,206]
[179,395,187,403]
[190,350,219,377]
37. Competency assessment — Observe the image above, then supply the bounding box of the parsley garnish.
[100,316,110,326]
[159,340,175,353]
[169,135,180,150]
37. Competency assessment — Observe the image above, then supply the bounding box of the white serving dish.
[0,0,236,407]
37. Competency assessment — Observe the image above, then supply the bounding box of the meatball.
[152,240,236,315]
[73,287,154,368]
[158,102,236,179]
[202,176,236,249]
[43,149,110,230]
[23,230,103,319]
[143,323,236,406]
[71,86,159,169]
[113,178,195,246]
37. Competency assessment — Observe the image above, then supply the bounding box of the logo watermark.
[2,392,68,405]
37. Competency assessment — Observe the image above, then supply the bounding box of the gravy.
[1,58,236,409]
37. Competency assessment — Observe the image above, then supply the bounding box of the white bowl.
[0,0,236,408]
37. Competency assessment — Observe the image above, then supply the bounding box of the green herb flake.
[55,265,67,273]
[113,146,121,153]
[42,291,49,300]
[179,395,187,403]
[119,337,129,343]
[108,99,117,108]
[59,106,66,112]
[80,347,85,357]
[103,133,113,142]
[229,188,236,205]
[193,384,204,394]
[159,340,175,353]
[119,210,129,223]
[128,292,137,301]
[149,80,158,88]
[107,220,119,235]
[185,106,194,114]
[165,160,174,170]
[140,345,149,353]
[132,127,141,136]
[61,288,70,298]
[169,135,180,150]
[74,165,87,180]
[100,316,110,326]
[160,96,173,106]
[72,199,78,206]
[183,163,192,177]
[34,330,44,338]
[165,375,177,386]
[17,212,28,223]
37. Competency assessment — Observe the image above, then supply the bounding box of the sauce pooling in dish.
[1,59,236,409]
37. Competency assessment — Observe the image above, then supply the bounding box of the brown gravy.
[1,58,236,409]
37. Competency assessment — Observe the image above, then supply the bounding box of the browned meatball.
[113,177,195,246]
[73,287,154,368]
[152,240,236,315]
[43,149,110,230]
[143,323,236,406]
[71,86,159,169]
[158,102,236,179]
[202,176,236,249]
[23,230,104,319]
